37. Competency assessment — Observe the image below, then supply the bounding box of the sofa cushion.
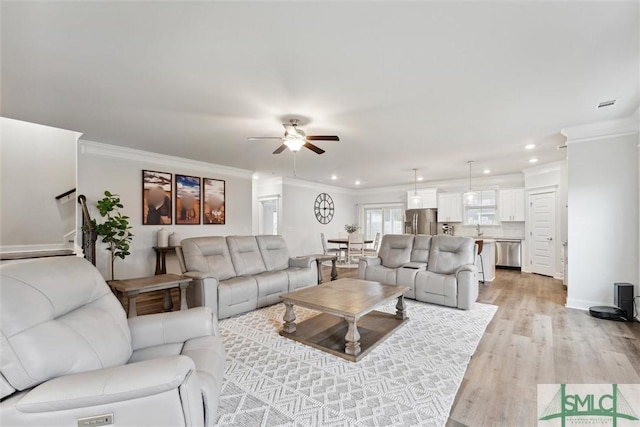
[226,236,267,276]
[363,265,398,285]
[0,257,132,392]
[415,271,457,307]
[427,236,475,275]
[411,235,432,263]
[181,236,236,281]
[218,276,258,319]
[255,271,289,307]
[378,234,414,268]
[256,235,290,271]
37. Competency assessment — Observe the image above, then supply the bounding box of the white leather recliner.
[0,257,226,427]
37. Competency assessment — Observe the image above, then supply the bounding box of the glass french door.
[363,205,404,241]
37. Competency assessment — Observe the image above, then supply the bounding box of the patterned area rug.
[216,299,497,427]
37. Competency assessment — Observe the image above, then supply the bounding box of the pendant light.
[410,168,422,208]
[463,161,478,206]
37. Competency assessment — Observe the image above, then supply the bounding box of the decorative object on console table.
[175,174,201,224]
[143,170,172,225]
[344,223,359,234]
[203,178,225,224]
[157,227,169,247]
[109,273,191,317]
[93,191,133,280]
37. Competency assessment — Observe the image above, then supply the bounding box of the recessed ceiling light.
[252,174,260,180]
[331,175,337,180]
[417,176,424,181]
[529,158,539,163]
[355,180,361,186]
[483,169,491,174]
[525,144,536,150]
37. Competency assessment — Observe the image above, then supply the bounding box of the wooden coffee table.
[280,278,409,362]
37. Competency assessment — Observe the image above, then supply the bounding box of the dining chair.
[347,233,365,264]
[321,233,343,260]
[363,232,381,257]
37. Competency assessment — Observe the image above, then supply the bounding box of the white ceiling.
[1,1,638,188]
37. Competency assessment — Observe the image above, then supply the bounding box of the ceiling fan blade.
[283,124,298,136]
[273,144,287,154]
[303,142,325,155]
[306,135,340,141]
[247,137,283,140]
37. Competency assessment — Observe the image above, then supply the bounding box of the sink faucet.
[476,224,483,237]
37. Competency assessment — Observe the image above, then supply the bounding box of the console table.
[153,246,178,275]
[109,274,190,318]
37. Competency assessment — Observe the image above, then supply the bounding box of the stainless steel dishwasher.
[495,239,522,269]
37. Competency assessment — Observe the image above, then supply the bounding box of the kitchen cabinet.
[407,189,437,209]
[499,188,525,222]
[438,193,462,222]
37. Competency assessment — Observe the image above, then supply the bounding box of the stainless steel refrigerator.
[405,209,438,235]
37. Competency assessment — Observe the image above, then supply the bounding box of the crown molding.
[522,160,566,177]
[561,116,639,144]
[79,140,254,178]
[281,177,358,195]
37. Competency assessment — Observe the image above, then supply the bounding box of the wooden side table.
[109,274,191,318]
[311,254,338,283]
[153,246,179,311]
[153,246,178,275]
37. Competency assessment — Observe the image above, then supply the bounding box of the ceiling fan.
[247,119,339,155]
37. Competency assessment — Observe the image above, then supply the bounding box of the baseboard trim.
[565,298,609,311]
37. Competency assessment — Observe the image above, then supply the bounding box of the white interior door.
[529,191,556,276]
[259,198,279,235]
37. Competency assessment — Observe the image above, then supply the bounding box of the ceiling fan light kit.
[248,118,339,155]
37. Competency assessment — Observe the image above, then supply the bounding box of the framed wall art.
[175,174,201,225]
[142,170,172,225]
[203,178,225,224]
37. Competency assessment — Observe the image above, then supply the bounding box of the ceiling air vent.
[597,100,616,109]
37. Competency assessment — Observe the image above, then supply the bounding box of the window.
[464,190,498,225]
[363,205,404,240]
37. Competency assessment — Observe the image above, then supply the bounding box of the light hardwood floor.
[131,264,639,426]
[322,265,640,427]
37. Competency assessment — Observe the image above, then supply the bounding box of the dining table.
[327,237,374,264]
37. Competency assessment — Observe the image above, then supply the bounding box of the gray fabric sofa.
[177,235,318,319]
[358,234,479,309]
[0,257,225,427]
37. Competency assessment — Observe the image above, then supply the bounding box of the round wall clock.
[314,193,335,224]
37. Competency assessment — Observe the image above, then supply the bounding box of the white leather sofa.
[359,234,479,309]
[177,235,317,319]
[0,256,226,427]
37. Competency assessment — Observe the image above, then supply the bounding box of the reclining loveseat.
[358,234,479,309]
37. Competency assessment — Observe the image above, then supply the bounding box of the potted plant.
[344,223,360,234]
[93,191,133,280]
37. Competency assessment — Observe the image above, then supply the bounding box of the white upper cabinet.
[407,189,438,209]
[438,193,463,222]
[499,188,525,222]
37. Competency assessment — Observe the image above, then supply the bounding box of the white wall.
[567,132,638,309]
[523,161,568,278]
[0,118,80,251]
[281,178,357,256]
[78,140,253,279]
